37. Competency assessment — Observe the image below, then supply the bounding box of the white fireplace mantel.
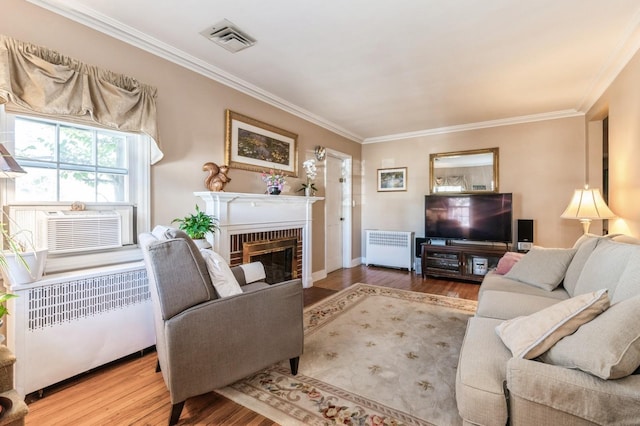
[194,192,323,288]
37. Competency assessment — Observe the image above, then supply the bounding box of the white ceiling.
[31,0,640,143]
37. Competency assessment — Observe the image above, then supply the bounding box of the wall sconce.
[314,146,326,161]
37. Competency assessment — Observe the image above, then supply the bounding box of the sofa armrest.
[159,278,303,403]
[506,357,640,425]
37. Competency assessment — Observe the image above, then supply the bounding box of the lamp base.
[579,218,592,234]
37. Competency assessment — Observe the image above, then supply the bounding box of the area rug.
[217,283,477,425]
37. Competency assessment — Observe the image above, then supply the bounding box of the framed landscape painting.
[225,110,298,177]
[377,167,407,192]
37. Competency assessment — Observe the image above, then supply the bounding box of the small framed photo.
[225,110,298,177]
[377,167,407,192]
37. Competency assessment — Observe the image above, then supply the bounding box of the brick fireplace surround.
[195,192,322,288]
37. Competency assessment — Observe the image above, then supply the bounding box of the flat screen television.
[425,193,513,243]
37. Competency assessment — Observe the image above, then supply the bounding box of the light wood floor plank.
[25,265,479,425]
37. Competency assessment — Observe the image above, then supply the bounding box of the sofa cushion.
[476,290,567,320]
[540,294,640,379]
[574,239,640,297]
[504,246,577,291]
[564,234,606,297]
[495,289,609,359]
[612,257,640,304]
[479,271,570,301]
[201,249,243,298]
[456,317,511,426]
[610,234,640,244]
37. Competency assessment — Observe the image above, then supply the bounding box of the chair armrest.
[231,262,266,286]
[506,357,640,425]
[160,279,303,402]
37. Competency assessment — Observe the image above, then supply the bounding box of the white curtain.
[435,175,468,191]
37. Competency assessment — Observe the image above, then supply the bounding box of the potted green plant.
[0,293,16,344]
[171,205,219,248]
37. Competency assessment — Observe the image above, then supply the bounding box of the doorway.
[324,151,352,274]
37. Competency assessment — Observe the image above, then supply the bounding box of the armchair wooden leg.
[156,360,161,373]
[289,356,300,375]
[169,401,185,426]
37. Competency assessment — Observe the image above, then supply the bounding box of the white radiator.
[365,230,415,271]
[5,262,155,397]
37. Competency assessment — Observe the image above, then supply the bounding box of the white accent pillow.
[504,246,577,291]
[200,249,243,298]
[495,289,609,359]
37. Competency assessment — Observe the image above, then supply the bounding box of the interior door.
[325,154,344,273]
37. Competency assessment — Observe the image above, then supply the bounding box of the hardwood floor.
[24,265,479,425]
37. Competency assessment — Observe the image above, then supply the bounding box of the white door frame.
[322,149,353,278]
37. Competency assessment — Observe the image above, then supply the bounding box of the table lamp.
[561,185,615,234]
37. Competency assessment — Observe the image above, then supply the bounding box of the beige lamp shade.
[561,187,615,234]
[0,144,26,178]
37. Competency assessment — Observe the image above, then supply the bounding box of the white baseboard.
[311,270,327,283]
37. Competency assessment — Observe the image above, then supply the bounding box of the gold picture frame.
[225,110,298,177]
[377,167,407,192]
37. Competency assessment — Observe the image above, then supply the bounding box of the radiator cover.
[6,262,155,397]
[365,230,415,271]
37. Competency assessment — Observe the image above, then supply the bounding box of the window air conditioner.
[40,211,123,254]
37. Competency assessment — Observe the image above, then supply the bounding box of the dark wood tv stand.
[421,242,508,283]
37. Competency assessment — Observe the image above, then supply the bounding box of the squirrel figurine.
[203,162,231,192]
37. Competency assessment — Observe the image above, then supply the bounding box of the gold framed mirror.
[429,147,499,193]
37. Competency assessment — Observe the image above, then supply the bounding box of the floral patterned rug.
[217,283,477,426]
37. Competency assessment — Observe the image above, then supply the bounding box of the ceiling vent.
[200,19,256,53]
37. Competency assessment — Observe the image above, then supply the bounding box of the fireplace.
[243,237,297,283]
[229,229,302,283]
[195,192,322,288]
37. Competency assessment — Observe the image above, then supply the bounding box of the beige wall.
[588,48,640,238]
[6,0,640,273]
[363,116,588,249]
[2,0,363,273]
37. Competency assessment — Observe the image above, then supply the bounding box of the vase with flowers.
[261,169,286,195]
[298,159,318,196]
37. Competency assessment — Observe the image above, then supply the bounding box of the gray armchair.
[139,227,303,425]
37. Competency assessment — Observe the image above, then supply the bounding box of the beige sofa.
[455,234,640,425]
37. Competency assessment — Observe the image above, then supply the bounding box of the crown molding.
[577,8,640,112]
[27,0,364,143]
[363,110,584,144]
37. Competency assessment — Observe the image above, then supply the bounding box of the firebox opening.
[251,248,294,284]
[242,237,298,284]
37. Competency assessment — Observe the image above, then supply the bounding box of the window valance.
[0,35,163,164]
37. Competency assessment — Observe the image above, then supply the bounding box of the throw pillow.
[573,239,640,297]
[495,252,525,275]
[200,249,243,298]
[504,246,577,291]
[540,295,640,379]
[495,289,609,359]
[563,234,605,296]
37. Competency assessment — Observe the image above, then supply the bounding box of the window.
[1,110,151,272]
[13,116,131,203]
